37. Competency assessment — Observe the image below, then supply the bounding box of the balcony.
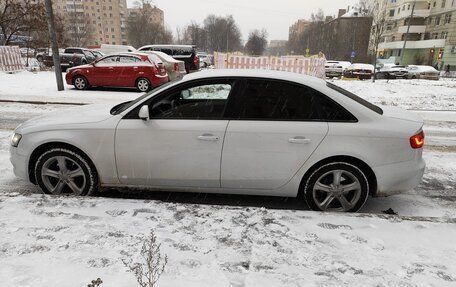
[391,9,430,19]
[379,39,446,50]
[397,25,426,33]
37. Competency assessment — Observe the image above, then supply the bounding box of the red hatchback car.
[65,52,169,92]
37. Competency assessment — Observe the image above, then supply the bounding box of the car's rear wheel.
[34,148,97,196]
[304,162,369,212]
[73,75,88,90]
[136,77,151,92]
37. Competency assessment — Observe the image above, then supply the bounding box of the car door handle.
[197,134,219,141]
[289,136,311,144]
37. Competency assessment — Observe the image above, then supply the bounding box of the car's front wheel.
[34,148,98,196]
[136,77,151,92]
[73,75,88,90]
[303,162,369,212]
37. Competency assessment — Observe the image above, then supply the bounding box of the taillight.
[193,55,198,65]
[174,62,179,71]
[410,131,425,149]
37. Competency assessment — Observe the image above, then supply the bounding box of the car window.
[65,49,81,54]
[96,56,118,66]
[118,56,140,63]
[147,54,162,65]
[152,47,173,55]
[173,47,192,56]
[149,82,232,119]
[230,79,356,121]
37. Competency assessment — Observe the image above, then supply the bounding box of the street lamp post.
[400,0,417,65]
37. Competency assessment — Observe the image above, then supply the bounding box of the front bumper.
[9,145,29,182]
[373,157,425,197]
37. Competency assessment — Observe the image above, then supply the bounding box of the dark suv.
[137,45,199,73]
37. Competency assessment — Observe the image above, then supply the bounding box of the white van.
[100,44,136,55]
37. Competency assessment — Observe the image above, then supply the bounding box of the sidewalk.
[0,71,138,105]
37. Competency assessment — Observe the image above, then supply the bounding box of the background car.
[137,44,199,73]
[406,65,440,80]
[197,52,212,68]
[375,64,408,79]
[325,60,351,78]
[142,50,186,81]
[12,70,425,213]
[343,63,374,80]
[43,47,103,70]
[65,52,169,92]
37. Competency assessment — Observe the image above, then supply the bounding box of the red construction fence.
[214,52,326,79]
[0,46,25,73]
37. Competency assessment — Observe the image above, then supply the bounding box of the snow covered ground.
[0,71,456,286]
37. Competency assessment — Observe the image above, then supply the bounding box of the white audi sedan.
[9,70,425,212]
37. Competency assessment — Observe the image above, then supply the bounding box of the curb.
[0,99,88,106]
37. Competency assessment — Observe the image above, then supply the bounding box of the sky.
[127,0,360,42]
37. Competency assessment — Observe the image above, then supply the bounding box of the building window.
[387,24,392,30]
[442,0,446,7]
[392,36,396,41]
[397,50,401,57]
[393,21,397,28]
[408,4,411,10]
[111,28,114,32]
[445,13,452,23]
[389,9,395,17]
[398,7,401,13]
[435,15,441,25]
[441,31,448,39]
[433,1,436,7]
[432,32,439,39]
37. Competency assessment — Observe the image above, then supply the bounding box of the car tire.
[303,162,369,212]
[136,77,151,92]
[73,75,88,90]
[34,148,98,196]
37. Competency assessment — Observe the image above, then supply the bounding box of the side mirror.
[181,90,191,99]
[138,105,149,121]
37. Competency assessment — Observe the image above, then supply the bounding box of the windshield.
[326,82,383,115]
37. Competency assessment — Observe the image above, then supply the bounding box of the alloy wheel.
[40,155,86,195]
[312,169,362,211]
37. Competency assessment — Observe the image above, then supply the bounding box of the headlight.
[10,133,22,147]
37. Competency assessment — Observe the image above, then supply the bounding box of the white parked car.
[325,60,351,78]
[406,65,440,80]
[9,70,425,212]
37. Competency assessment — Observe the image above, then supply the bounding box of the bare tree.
[123,231,168,287]
[245,29,268,56]
[368,0,388,82]
[0,0,37,45]
[66,11,94,47]
[203,15,242,52]
[182,21,207,49]
[127,0,173,47]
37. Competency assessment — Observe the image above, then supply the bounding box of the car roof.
[182,69,326,88]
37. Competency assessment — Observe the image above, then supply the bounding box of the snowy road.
[1,73,456,286]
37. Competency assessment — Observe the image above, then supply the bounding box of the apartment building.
[128,3,164,27]
[288,19,311,43]
[379,0,456,67]
[52,0,128,46]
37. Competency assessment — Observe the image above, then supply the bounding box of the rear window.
[326,82,383,115]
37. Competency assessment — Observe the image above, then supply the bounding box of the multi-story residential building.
[288,19,311,43]
[52,0,128,46]
[288,8,372,62]
[379,0,456,67]
[322,9,373,63]
[128,3,164,28]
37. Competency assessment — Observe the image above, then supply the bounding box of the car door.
[115,79,238,187]
[91,55,118,86]
[118,55,142,87]
[220,79,330,191]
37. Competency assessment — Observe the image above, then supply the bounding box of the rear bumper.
[373,157,425,197]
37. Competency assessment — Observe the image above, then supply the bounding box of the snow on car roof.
[182,69,326,86]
